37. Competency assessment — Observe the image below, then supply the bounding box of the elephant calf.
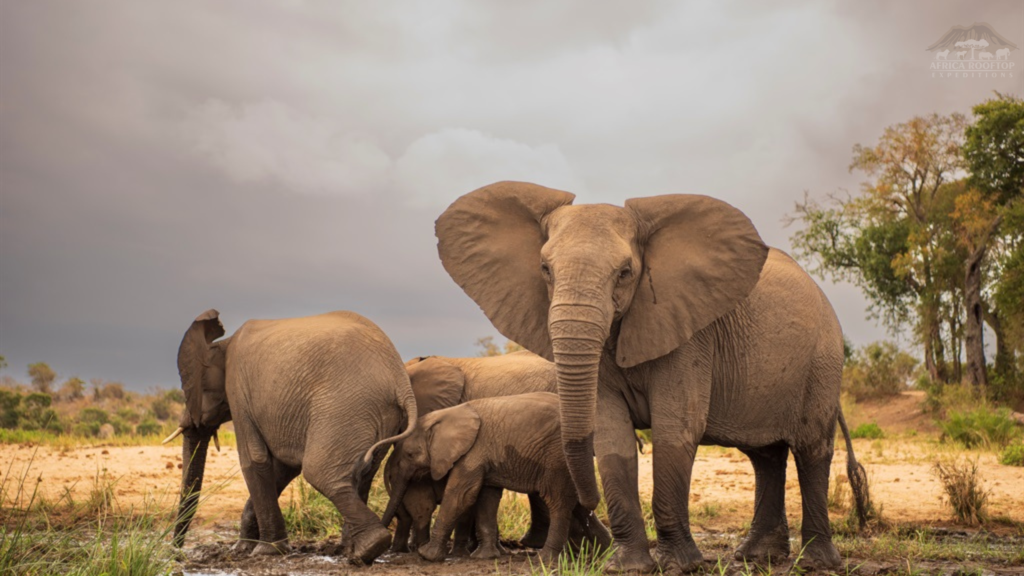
[167,309,417,564]
[382,392,610,563]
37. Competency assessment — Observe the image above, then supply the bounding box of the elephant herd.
[168,181,869,571]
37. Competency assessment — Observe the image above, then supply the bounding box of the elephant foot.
[653,540,704,573]
[349,525,392,565]
[418,540,447,562]
[390,538,410,554]
[607,546,657,573]
[251,540,291,556]
[734,524,790,563]
[471,540,507,559]
[450,541,473,557]
[230,539,257,555]
[536,548,560,566]
[796,536,842,571]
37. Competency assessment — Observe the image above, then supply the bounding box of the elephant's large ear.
[177,309,225,427]
[436,182,576,360]
[617,195,768,368]
[407,357,465,414]
[425,404,481,481]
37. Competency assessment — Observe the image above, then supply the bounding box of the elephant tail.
[354,385,419,479]
[838,407,871,529]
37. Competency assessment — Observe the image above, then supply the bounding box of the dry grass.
[933,458,989,525]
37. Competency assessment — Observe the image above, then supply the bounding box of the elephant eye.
[618,266,632,281]
[540,262,552,279]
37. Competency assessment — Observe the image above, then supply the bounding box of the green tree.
[58,376,86,402]
[0,389,21,429]
[843,341,920,400]
[959,93,1024,390]
[790,113,969,384]
[0,354,7,370]
[27,362,57,395]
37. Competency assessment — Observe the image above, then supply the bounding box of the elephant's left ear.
[177,309,226,427]
[617,195,768,368]
[426,404,481,481]
[407,358,465,414]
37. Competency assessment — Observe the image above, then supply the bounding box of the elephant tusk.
[213,431,221,452]
[162,427,184,445]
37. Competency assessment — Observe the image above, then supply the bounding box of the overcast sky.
[1,1,1022,390]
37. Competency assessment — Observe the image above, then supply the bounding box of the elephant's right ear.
[436,181,575,361]
[425,404,481,481]
[177,309,225,428]
[407,357,465,414]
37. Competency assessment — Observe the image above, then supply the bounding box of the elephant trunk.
[549,303,609,511]
[381,475,409,528]
[173,428,212,547]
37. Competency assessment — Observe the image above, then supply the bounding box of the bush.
[164,389,185,404]
[73,407,110,437]
[842,341,919,401]
[150,397,172,421]
[850,422,885,439]
[999,442,1024,467]
[939,406,1020,449]
[136,418,162,436]
[0,389,21,429]
[933,458,989,525]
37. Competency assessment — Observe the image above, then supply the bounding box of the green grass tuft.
[850,422,885,439]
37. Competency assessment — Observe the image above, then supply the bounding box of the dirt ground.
[4,391,1024,574]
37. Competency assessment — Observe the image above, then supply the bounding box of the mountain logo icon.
[926,22,1017,61]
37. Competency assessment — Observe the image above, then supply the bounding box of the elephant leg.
[303,443,392,566]
[235,421,291,556]
[235,461,300,554]
[595,390,655,573]
[471,487,506,559]
[520,493,550,548]
[735,444,790,562]
[419,464,483,562]
[390,503,413,553]
[450,509,477,557]
[537,486,575,565]
[648,345,712,573]
[793,442,841,570]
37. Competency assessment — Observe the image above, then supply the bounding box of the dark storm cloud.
[1,1,1021,389]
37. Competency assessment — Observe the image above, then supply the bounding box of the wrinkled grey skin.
[382,393,612,564]
[386,353,608,556]
[435,182,870,572]
[171,309,416,565]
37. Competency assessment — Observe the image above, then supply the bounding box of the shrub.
[117,407,141,425]
[100,382,125,401]
[999,442,1024,467]
[150,397,172,421]
[74,407,110,437]
[164,389,185,404]
[0,389,21,429]
[850,422,885,439]
[933,458,988,525]
[136,418,162,436]
[58,377,85,402]
[939,406,1020,449]
[842,341,919,401]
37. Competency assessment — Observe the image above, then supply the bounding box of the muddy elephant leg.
[793,441,842,570]
[450,509,477,557]
[234,419,292,556]
[391,503,413,553]
[471,487,506,559]
[303,443,392,566]
[520,493,550,548]
[735,444,790,562]
[596,389,655,573]
[235,461,300,554]
[419,465,483,562]
[537,487,575,565]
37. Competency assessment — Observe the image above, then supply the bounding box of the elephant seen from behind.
[167,309,417,564]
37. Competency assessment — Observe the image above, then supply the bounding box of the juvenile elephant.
[388,353,608,555]
[435,182,869,571]
[382,393,609,563]
[166,309,416,564]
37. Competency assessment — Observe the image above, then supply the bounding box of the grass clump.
[850,422,885,439]
[999,441,1024,466]
[282,477,340,539]
[827,473,850,512]
[932,458,988,525]
[939,405,1019,449]
[528,540,612,576]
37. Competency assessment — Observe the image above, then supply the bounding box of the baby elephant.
[381,392,608,563]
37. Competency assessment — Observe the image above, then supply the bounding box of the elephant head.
[435,182,768,509]
[167,309,232,547]
[404,357,466,414]
[381,403,481,526]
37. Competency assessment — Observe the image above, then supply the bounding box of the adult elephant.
[434,182,869,571]
[166,309,416,564]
